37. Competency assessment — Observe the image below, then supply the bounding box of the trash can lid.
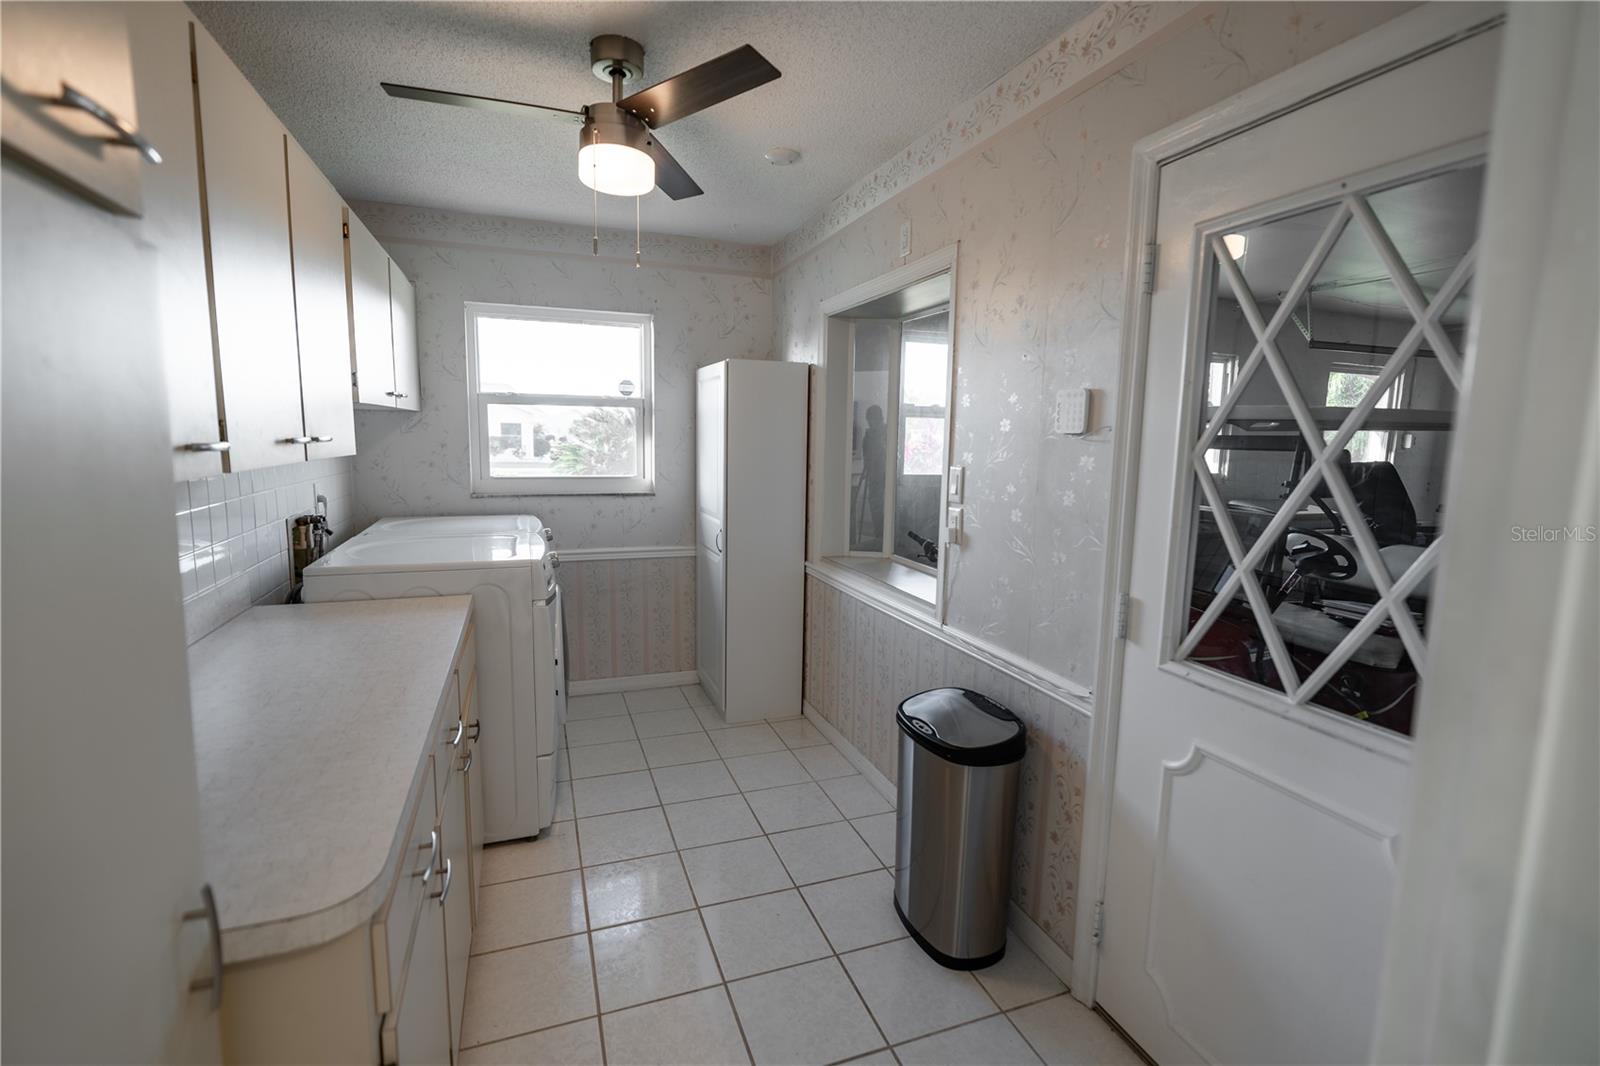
[897,688,1026,766]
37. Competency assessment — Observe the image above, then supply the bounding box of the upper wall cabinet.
[0,3,151,217]
[388,261,421,412]
[191,23,307,472]
[346,208,422,412]
[286,135,357,459]
[125,4,224,481]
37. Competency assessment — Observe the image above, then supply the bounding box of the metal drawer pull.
[432,859,453,904]
[55,84,162,165]
[460,750,473,774]
[309,435,334,443]
[448,717,465,747]
[414,828,439,882]
[279,435,314,445]
[467,720,481,741]
[384,391,408,399]
[180,883,223,1010]
[179,441,231,453]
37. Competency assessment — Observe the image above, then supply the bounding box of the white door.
[2,153,220,1060]
[286,134,357,460]
[1098,23,1501,1065]
[192,22,306,472]
[696,363,727,706]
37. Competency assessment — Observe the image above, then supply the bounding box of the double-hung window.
[465,302,654,495]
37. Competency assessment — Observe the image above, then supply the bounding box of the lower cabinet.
[220,632,484,1065]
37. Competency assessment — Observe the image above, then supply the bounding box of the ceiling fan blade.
[381,82,584,121]
[617,45,780,129]
[641,134,703,200]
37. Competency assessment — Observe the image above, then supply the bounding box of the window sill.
[470,481,655,498]
[818,556,938,614]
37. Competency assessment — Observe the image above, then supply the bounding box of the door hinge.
[1141,241,1158,296]
[1091,900,1105,945]
[1114,593,1130,640]
[342,221,350,239]
[351,370,359,388]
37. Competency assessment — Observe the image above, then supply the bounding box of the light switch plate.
[1054,387,1089,435]
[947,465,964,502]
[898,220,912,258]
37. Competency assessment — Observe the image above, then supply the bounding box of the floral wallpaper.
[774,1,1193,269]
[776,1,1411,690]
[560,555,696,683]
[348,202,773,681]
[804,574,1090,957]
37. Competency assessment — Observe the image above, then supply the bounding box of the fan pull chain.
[591,127,599,256]
[634,195,641,269]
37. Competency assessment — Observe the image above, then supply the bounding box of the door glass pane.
[1178,161,1483,736]
[849,320,897,552]
[893,308,949,568]
[485,403,638,479]
[477,316,642,397]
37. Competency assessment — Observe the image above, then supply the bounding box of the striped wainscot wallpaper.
[802,574,1091,960]
[558,551,696,684]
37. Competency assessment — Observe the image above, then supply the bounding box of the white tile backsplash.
[175,457,356,644]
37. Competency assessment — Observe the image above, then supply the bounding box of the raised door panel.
[285,136,356,460]
[0,2,146,216]
[345,209,396,407]
[125,6,224,480]
[388,260,420,411]
[192,25,305,472]
[463,672,486,924]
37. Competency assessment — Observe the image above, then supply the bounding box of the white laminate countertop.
[187,597,472,963]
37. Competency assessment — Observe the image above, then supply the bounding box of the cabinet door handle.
[180,883,223,1010]
[384,391,408,399]
[431,858,453,904]
[309,435,334,443]
[278,435,314,445]
[413,828,439,882]
[448,717,465,747]
[714,529,724,554]
[55,84,162,165]
[467,720,481,741]
[460,750,473,774]
[179,441,231,453]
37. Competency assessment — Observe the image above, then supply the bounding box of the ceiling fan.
[381,34,781,202]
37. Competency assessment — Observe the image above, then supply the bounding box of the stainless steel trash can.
[893,687,1025,969]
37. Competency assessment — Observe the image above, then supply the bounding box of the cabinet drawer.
[370,756,436,1016]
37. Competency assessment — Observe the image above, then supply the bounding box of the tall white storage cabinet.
[696,360,809,722]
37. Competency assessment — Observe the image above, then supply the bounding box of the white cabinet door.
[285,135,356,460]
[0,2,147,216]
[463,673,486,924]
[192,23,305,472]
[440,751,471,1060]
[394,892,450,1066]
[695,363,727,708]
[126,6,225,480]
[345,209,396,407]
[388,260,421,411]
[2,150,219,1063]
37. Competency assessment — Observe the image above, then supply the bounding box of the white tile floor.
[460,683,1141,1066]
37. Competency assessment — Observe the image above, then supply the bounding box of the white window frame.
[464,301,655,496]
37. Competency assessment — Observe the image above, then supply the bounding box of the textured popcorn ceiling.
[189,1,1094,244]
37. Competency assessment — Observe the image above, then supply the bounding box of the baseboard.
[803,702,1076,987]
[1007,901,1075,988]
[568,671,698,696]
[802,701,896,802]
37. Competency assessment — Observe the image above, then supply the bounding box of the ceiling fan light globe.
[578,142,655,197]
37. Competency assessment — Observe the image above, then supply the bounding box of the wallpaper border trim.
[772,1,1198,270]
[804,699,1075,985]
[372,234,773,281]
[558,545,696,561]
[807,562,1095,711]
